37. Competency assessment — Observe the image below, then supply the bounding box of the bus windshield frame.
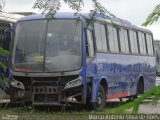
[12,19,83,73]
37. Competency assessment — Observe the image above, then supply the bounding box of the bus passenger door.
[86,28,96,78]
[85,28,97,102]
[86,29,95,58]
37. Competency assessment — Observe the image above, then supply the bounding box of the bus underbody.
[10,75,85,106]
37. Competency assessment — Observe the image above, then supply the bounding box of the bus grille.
[33,86,59,104]
[34,94,58,103]
[33,86,58,94]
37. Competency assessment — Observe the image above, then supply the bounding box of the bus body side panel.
[120,54,140,96]
[121,55,155,96]
[87,53,128,102]
[87,53,156,102]
[143,56,156,92]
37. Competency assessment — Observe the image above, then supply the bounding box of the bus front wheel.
[10,86,17,103]
[92,85,106,111]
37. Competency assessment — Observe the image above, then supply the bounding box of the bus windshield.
[12,20,82,72]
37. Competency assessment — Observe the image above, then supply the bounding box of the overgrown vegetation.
[0,47,9,94]
[0,47,9,69]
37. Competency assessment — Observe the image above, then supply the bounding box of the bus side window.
[86,30,95,57]
[94,23,103,51]
[146,33,153,55]
[119,29,129,53]
[141,32,147,55]
[138,32,147,55]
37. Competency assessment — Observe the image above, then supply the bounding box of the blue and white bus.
[10,12,156,110]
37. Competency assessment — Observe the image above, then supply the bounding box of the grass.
[0,106,90,120]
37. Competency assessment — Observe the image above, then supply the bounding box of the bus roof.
[0,12,24,23]
[18,12,152,33]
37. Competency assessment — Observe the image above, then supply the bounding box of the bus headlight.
[10,80,25,90]
[64,76,82,89]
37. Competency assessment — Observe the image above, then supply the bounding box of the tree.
[33,0,106,14]
[33,0,115,25]
[143,4,160,26]
[0,0,5,11]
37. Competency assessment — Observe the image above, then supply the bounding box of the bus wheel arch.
[91,78,108,111]
[137,76,144,94]
[100,78,108,96]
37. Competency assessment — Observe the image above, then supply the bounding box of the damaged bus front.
[10,14,87,106]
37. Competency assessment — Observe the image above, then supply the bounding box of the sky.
[3,0,160,40]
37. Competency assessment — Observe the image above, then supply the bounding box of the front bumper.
[10,75,85,105]
[13,85,84,106]
[32,85,83,106]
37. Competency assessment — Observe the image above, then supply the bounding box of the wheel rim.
[97,91,102,106]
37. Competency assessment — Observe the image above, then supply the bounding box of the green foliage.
[112,23,121,30]
[0,47,9,55]
[143,4,160,26]
[33,0,61,17]
[0,77,9,91]
[33,0,114,26]
[33,0,84,14]
[92,0,106,14]
[33,0,84,19]
[152,86,160,106]
[0,61,6,69]
[63,0,83,13]
[0,47,9,70]
[85,0,107,26]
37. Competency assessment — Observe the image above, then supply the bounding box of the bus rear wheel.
[92,85,106,111]
[138,80,144,94]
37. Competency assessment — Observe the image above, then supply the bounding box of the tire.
[10,86,17,103]
[138,80,144,95]
[92,85,106,111]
